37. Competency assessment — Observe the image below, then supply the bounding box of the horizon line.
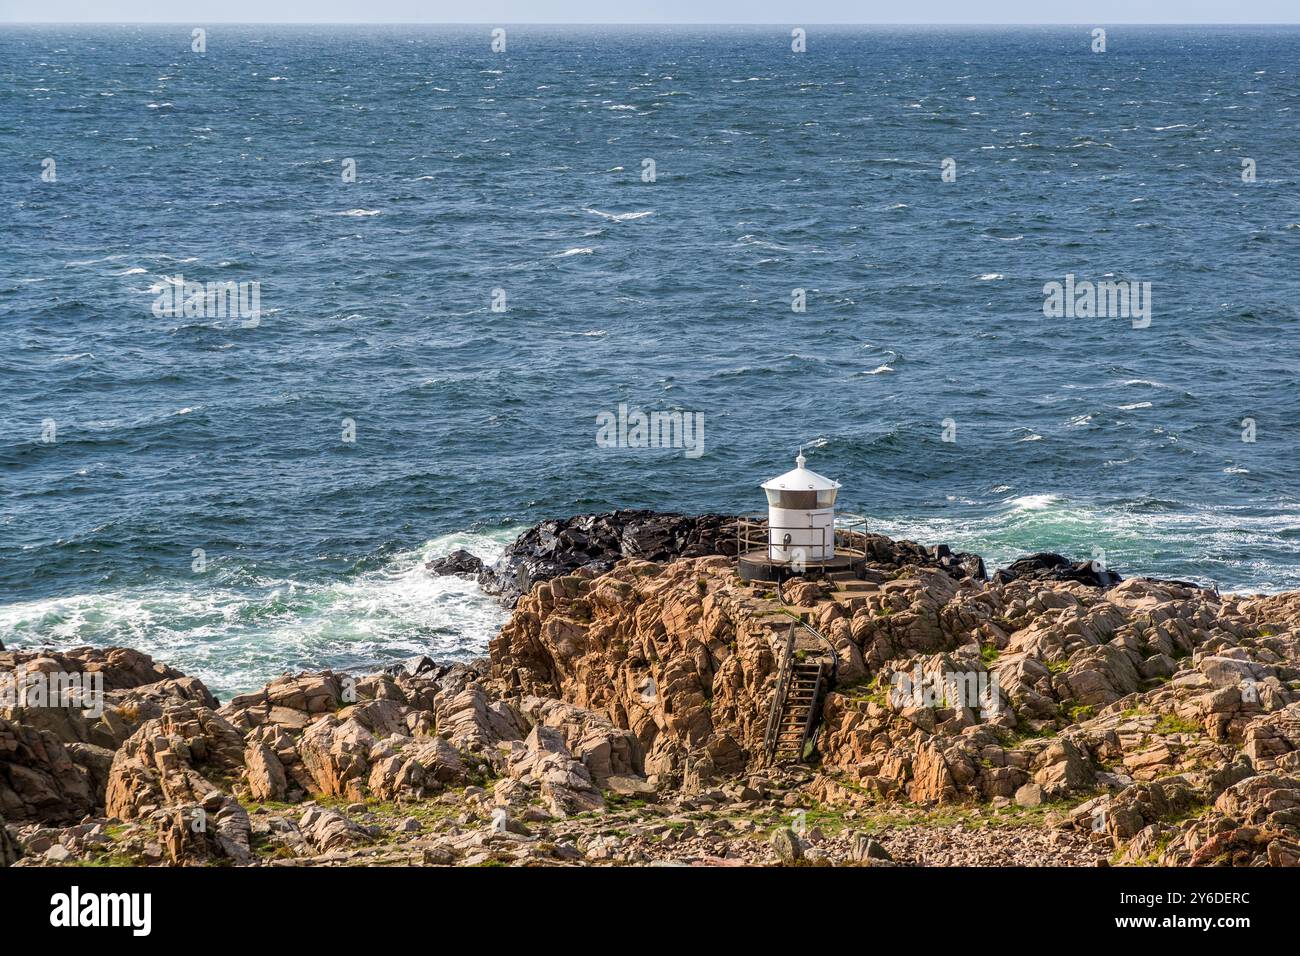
[5,20,1300,26]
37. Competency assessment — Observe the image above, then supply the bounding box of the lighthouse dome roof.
[760,452,841,492]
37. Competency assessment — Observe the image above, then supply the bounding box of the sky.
[2,0,1298,24]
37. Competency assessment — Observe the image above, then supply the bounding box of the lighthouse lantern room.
[760,451,841,563]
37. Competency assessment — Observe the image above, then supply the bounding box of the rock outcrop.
[491,555,776,781]
[0,716,98,824]
[488,530,1300,866]
[6,518,1300,867]
[105,703,247,820]
[437,512,992,608]
[992,552,1122,588]
[425,549,485,577]
[1,647,219,823]
[439,510,742,606]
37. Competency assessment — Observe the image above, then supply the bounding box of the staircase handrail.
[763,621,797,763]
[775,578,840,688]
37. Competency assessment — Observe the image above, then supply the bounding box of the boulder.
[425,549,485,577]
[850,832,892,862]
[367,735,467,800]
[298,805,371,853]
[1032,738,1096,795]
[1244,703,1300,771]
[1015,783,1044,807]
[0,716,97,823]
[478,511,740,605]
[435,685,526,753]
[606,775,658,802]
[518,696,641,784]
[223,673,343,733]
[158,793,253,865]
[506,724,604,816]
[770,827,803,862]
[244,741,288,802]
[993,553,1122,588]
[296,716,376,802]
[104,703,247,820]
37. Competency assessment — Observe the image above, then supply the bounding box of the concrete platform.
[736,549,867,583]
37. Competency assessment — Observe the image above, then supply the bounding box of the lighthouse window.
[817,489,838,508]
[769,489,818,510]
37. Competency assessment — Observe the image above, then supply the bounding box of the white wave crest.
[0,527,520,700]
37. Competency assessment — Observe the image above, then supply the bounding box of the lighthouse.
[760,450,841,563]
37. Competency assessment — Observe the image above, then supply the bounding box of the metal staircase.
[759,572,849,765]
[763,599,837,765]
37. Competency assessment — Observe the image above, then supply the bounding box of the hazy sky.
[3,1,1298,24]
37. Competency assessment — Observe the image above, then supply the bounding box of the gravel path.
[867,824,1107,867]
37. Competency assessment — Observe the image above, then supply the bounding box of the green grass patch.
[603,792,648,811]
[1154,713,1201,736]
[73,852,146,867]
[1064,703,1096,723]
[997,724,1058,747]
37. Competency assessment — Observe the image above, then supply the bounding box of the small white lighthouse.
[760,450,841,563]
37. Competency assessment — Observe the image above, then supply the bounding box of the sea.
[2,24,1298,698]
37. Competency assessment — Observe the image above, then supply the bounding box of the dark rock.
[478,511,741,605]
[850,832,893,862]
[955,553,987,580]
[996,552,1070,579]
[993,552,1122,588]
[425,549,485,577]
[1146,577,1215,593]
[0,814,20,866]
[856,534,987,582]
[770,827,804,862]
[389,655,440,678]
[476,512,994,604]
[864,838,891,860]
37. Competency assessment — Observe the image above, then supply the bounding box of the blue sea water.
[2,24,1298,697]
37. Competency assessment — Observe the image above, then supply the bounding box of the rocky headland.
[3,511,1299,868]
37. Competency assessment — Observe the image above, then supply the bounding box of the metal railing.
[762,591,841,765]
[835,512,870,556]
[762,621,798,764]
[734,512,870,559]
[771,578,840,765]
[776,577,840,689]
